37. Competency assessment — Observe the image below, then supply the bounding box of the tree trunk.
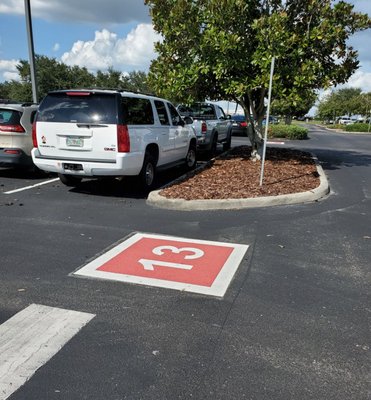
[285,115,292,125]
[239,94,264,161]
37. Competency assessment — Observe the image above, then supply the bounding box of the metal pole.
[259,57,275,186]
[24,0,38,103]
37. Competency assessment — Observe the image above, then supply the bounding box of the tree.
[124,71,152,94]
[1,55,150,103]
[316,88,364,121]
[5,55,95,102]
[145,0,371,158]
[272,89,317,124]
[95,67,125,89]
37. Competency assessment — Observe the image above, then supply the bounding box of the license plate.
[66,137,83,147]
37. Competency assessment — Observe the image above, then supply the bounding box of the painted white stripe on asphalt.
[0,304,95,400]
[4,177,60,194]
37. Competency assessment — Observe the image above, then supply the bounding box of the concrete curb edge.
[147,154,330,211]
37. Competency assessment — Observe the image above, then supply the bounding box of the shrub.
[268,124,308,140]
[345,123,371,132]
[325,123,343,129]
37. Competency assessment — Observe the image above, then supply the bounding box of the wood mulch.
[160,146,321,200]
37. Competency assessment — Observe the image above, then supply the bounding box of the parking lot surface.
[1,127,370,400]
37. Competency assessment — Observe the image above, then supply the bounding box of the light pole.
[259,57,275,187]
[24,0,38,103]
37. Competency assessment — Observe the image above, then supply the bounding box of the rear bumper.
[31,148,144,177]
[0,149,33,167]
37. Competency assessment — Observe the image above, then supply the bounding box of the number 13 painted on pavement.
[138,245,205,271]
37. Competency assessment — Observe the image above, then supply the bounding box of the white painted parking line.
[74,232,249,297]
[0,304,95,400]
[4,177,60,195]
[267,141,285,145]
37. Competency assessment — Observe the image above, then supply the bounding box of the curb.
[147,155,330,211]
[315,124,371,135]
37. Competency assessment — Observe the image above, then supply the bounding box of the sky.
[0,0,371,112]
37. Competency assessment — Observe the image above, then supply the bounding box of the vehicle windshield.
[37,93,118,124]
[178,104,216,120]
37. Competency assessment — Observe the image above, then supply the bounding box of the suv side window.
[122,97,154,125]
[167,103,183,126]
[154,100,170,125]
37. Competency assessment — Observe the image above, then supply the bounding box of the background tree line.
[316,88,371,122]
[0,55,150,103]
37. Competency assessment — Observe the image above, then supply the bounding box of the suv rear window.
[0,109,22,125]
[37,92,118,124]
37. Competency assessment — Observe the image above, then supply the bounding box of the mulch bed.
[160,146,320,200]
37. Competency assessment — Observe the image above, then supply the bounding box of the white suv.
[32,89,197,189]
[0,102,38,169]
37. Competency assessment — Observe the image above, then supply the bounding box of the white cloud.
[61,24,161,72]
[0,59,19,81]
[0,0,150,24]
[53,43,60,52]
[343,70,371,93]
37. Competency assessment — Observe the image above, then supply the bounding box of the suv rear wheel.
[139,153,156,190]
[58,173,82,187]
[185,143,197,170]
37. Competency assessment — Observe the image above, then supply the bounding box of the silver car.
[0,102,38,168]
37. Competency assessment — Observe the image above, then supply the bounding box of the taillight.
[32,122,38,148]
[201,121,207,134]
[4,149,21,154]
[66,91,91,96]
[0,124,25,133]
[240,121,247,127]
[117,125,130,152]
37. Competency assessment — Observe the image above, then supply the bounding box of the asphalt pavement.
[0,125,370,400]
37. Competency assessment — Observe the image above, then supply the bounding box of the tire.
[58,173,82,187]
[139,153,156,191]
[185,143,197,170]
[208,134,218,158]
[223,131,232,151]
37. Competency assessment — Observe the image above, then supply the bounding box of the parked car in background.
[32,89,197,190]
[0,102,38,169]
[337,116,353,125]
[230,114,248,136]
[177,102,232,156]
[262,115,279,126]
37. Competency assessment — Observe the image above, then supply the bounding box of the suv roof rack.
[62,87,156,98]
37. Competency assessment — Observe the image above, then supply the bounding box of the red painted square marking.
[73,233,249,297]
[97,237,234,287]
